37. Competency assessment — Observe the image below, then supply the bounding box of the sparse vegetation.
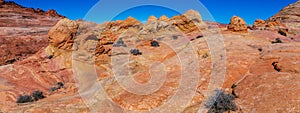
[16,90,46,104]
[32,90,45,101]
[113,38,127,47]
[205,89,237,113]
[272,38,282,44]
[49,87,58,92]
[49,82,64,92]
[130,49,142,55]
[5,58,17,64]
[157,37,163,41]
[16,95,33,103]
[172,35,178,40]
[231,84,237,89]
[150,40,160,47]
[48,55,54,59]
[57,82,64,88]
[278,29,287,36]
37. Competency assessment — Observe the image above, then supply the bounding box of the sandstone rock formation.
[227,16,248,32]
[158,15,169,21]
[268,0,300,35]
[0,2,300,112]
[169,10,204,34]
[253,19,266,29]
[0,1,64,65]
[253,19,286,31]
[48,18,79,50]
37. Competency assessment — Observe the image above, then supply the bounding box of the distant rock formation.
[158,15,169,21]
[268,0,300,35]
[0,1,64,65]
[253,19,286,31]
[227,16,248,32]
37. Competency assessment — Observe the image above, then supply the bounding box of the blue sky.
[7,0,298,24]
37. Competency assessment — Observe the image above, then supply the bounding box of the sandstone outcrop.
[158,15,169,21]
[253,19,266,29]
[268,0,300,35]
[169,10,204,34]
[0,1,64,65]
[253,19,286,31]
[48,18,79,50]
[227,16,248,32]
[0,2,300,112]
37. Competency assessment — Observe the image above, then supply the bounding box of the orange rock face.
[253,19,266,29]
[1,1,300,112]
[268,0,300,35]
[227,16,248,32]
[48,18,79,50]
[0,1,64,65]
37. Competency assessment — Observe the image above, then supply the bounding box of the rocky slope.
[0,1,300,113]
[0,0,64,65]
[268,0,300,35]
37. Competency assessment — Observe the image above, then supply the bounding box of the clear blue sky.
[7,0,298,24]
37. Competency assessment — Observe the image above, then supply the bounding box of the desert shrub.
[48,55,54,59]
[271,38,282,44]
[113,38,127,47]
[278,29,287,36]
[49,82,64,92]
[5,59,17,64]
[205,89,237,113]
[49,87,58,92]
[130,49,142,55]
[32,90,45,101]
[172,35,178,40]
[57,82,64,89]
[16,95,33,103]
[150,40,160,47]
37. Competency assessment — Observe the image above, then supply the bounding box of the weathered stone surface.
[253,19,266,29]
[158,15,169,21]
[227,16,248,32]
[0,1,64,65]
[0,2,300,112]
[48,18,79,50]
[268,0,300,35]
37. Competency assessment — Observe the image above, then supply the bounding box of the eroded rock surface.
[0,1,300,112]
[0,1,64,65]
[227,16,248,32]
[268,0,300,35]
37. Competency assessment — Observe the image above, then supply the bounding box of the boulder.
[253,19,266,29]
[227,16,248,32]
[48,18,79,50]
